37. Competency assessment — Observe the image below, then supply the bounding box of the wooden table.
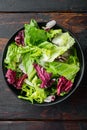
[0,0,87,129]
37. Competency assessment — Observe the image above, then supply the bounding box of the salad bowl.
[2,20,84,106]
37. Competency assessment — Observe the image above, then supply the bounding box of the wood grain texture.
[0,85,87,120]
[0,13,87,38]
[0,0,87,12]
[0,121,87,130]
[0,13,87,122]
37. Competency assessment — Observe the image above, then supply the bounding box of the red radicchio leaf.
[15,30,24,46]
[15,74,28,89]
[5,69,28,89]
[5,69,16,84]
[57,76,73,96]
[33,63,54,88]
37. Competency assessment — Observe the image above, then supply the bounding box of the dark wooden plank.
[0,13,87,120]
[0,80,87,120]
[0,13,87,37]
[0,121,87,130]
[0,0,87,12]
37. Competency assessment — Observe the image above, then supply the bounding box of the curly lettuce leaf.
[18,76,48,103]
[29,19,39,28]
[47,29,62,40]
[4,43,21,70]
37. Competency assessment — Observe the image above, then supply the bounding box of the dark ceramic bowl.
[2,22,84,106]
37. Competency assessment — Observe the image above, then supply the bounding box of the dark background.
[0,0,87,12]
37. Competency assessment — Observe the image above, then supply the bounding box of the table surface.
[0,0,87,130]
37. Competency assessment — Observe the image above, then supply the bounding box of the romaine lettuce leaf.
[52,32,75,47]
[38,40,74,63]
[24,20,48,46]
[45,60,80,81]
[4,43,20,70]
[18,45,42,58]
[18,45,42,81]
[21,53,36,81]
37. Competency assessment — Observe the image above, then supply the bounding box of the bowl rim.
[2,22,85,106]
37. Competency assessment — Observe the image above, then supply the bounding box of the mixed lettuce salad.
[4,19,80,103]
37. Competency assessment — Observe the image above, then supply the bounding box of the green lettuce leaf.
[29,19,39,28]
[45,60,80,81]
[18,45,42,58]
[18,45,42,80]
[24,20,48,46]
[21,53,36,81]
[38,40,74,63]
[47,29,62,40]
[4,43,20,70]
[52,32,75,47]
[18,76,48,103]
